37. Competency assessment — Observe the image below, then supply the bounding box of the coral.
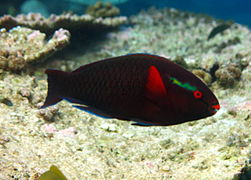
[41,124,77,138]
[0,27,70,71]
[192,69,212,85]
[0,12,127,34]
[86,1,120,18]
[215,63,242,87]
[64,0,127,5]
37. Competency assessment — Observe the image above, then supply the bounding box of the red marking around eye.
[193,91,202,99]
[212,104,220,110]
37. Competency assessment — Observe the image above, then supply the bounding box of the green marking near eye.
[170,77,197,91]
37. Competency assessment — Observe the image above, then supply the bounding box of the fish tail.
[40,69,69,109]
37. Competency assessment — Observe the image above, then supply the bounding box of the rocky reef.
[215,63,242,88]
[0,27,70,71]
[0,7,250,180]
[0,12,126,71]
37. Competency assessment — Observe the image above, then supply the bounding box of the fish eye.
[193,91,203,99]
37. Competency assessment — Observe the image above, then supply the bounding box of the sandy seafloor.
[0,7,251,180]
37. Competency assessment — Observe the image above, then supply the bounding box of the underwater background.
[1,0,251,26]
[0,0,251,179]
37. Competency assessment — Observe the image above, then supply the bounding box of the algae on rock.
[215,63,242,87]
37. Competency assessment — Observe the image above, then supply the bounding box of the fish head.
[190,89,220,118]
[201,90,220,116]
[167,76,220,121]
[174,88,219,121]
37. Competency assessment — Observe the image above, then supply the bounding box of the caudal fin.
[40,69,69,109]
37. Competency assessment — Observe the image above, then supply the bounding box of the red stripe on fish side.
[146,66,167,98]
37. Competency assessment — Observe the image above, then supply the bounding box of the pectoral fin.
[145,66,167,102]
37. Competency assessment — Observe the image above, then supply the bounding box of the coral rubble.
[0,12,127,33]
[0,27,70,71]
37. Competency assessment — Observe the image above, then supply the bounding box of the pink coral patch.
[236,100,251,111]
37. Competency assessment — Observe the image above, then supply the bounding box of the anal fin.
[72,104,113,119]
[131,122,155,126]
[64,97,84,104]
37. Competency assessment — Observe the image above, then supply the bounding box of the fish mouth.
[210,104,220,114]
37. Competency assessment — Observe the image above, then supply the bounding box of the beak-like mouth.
[211,104,220,114]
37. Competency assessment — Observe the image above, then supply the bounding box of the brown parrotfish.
[41,54,220,126]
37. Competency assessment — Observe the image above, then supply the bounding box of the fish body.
[208,22,233,40]
[41,54,220,126]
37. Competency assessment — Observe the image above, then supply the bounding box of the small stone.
[18,88,31,98]
[0,135,10,146]
[100,123,118,132]
[228,109,237,117]
[0,96,13,106]
[201,56,217,71]
[37,106,59,121]
[161,165,171,173]
[122,132,134,138]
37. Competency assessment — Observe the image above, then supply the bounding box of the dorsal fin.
[145,66,167,101]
